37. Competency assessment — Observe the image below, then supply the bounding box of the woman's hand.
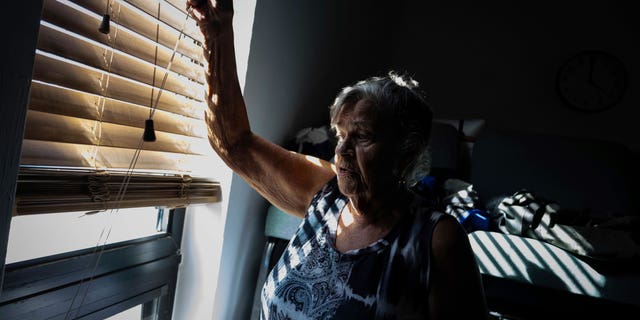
[186,0,233,52]
[185,0,247,157]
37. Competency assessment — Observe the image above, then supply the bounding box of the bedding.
[462,127,640,318]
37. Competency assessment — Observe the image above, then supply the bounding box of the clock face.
[556,50,627,112]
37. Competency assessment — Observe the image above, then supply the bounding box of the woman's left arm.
[428,216,489,319]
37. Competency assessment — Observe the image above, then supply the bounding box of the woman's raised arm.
[187,0,336,217]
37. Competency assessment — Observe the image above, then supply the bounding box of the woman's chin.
[336,177,359,196]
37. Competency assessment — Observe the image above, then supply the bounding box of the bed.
[462,126,640,319]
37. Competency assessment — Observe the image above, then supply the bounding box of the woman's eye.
[356,132,373,142]
[335,131,373,143]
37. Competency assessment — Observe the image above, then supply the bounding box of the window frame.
[0,207,185,320]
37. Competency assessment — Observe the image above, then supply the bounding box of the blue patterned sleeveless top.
[260,177,446,319]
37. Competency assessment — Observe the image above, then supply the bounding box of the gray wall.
[392,0,639,150]
[245,0,394,138]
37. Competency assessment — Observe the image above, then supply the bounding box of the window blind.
[17,0,219,215]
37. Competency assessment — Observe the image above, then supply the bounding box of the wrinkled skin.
[334,99,405,227]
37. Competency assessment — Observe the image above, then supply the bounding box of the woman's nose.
[336,137,353,156]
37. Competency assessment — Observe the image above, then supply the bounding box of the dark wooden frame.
[0,0,44,295]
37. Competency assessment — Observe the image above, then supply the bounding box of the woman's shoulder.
[405,194,448,225]
[398,197,463,253]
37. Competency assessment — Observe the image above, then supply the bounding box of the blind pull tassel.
[99,14,110,34]
[143,119,156,142]
[99,0,111,34]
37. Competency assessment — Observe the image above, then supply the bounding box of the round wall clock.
[556,50,627,112]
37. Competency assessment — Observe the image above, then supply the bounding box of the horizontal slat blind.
[25,110,211,155]
[18,0,218,215]
[37,21,204,99]
[45,0,204,66]
[15,168,220,215]
[29,81,207,137]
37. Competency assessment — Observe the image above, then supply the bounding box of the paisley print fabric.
[261,177,445,319]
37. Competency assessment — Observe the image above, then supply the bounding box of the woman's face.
[334,99,400,209]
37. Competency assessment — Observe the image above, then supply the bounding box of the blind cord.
[144,2,162,142]
[145,5,193,142]
[64,0,121,315]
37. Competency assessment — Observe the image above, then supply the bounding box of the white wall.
[172,1,256,319]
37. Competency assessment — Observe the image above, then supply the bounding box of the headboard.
[469,127,639,217]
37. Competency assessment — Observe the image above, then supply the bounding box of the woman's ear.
[398,146,432,188]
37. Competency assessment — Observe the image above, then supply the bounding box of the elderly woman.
[188,1,487,319]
